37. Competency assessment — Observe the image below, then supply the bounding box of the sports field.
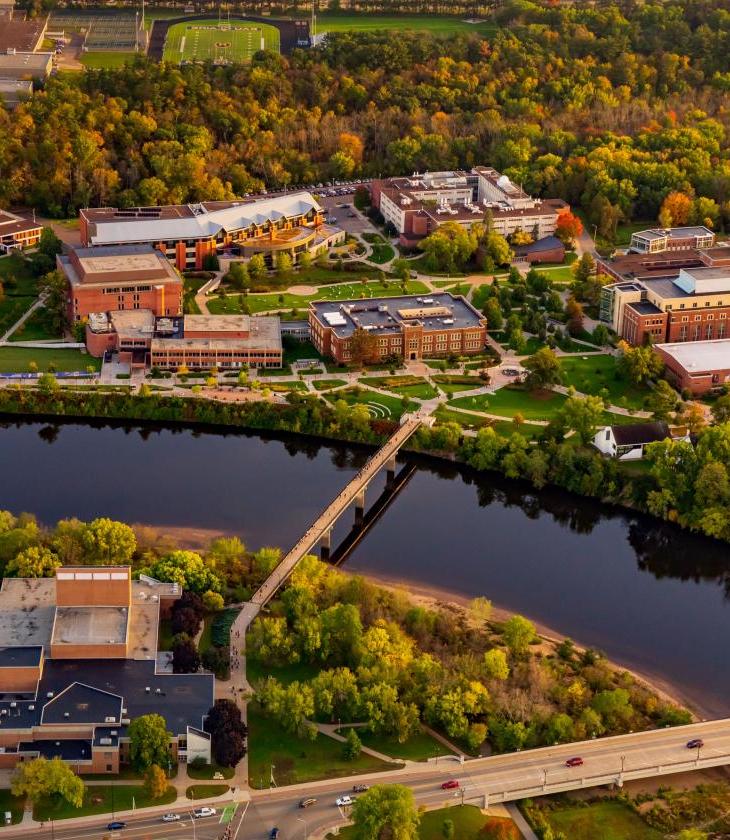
[163,19,280,63]
[315,13,497,36]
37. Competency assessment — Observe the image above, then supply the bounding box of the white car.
[193,807,217,818]
[161,813,180,822]
[336,795,355,807]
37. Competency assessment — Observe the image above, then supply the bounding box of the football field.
[163,19,280,63]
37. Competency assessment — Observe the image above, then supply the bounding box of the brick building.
[80,192,343,271]
[600,264,730,346]
[371,168,568,248]
[0,568,214,774]
[629,226,715,254]
[309,292,486,364]
[58,244,183,324]
[0,209,42,253]
[655,339,730,396]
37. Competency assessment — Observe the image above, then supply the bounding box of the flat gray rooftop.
[52,607,128,646]
[0,578,55,649]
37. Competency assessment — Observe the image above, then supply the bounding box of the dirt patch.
[286,285,318,295]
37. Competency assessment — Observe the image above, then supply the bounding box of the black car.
[269,829,280,839]
[352,784,369,793]
[107,821,126,830]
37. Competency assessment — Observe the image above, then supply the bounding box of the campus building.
[0,209,42,253]
[599,264,730,346]
[86,309,283,370]
[0,567,214,774]
[309,292,486,364]
[370,168,568,248]
[593,421,689,461]
[629,226,715,255]
[80,192,344,271]
[655,339,730,396]
[58,244,184,324]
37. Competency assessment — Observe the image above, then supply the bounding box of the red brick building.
[655,339,730,395]
[0,209,42,252]
[58,244,183,324]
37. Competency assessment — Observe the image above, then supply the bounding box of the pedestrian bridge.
[232,418,422,642]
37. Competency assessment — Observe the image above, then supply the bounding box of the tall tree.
[350,785,420,840]
[128,714,172,772]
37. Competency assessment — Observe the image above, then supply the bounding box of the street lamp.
[188,810,198,840]
[542,768,548,787]
[620,754,626,774]
[297,816,308,839]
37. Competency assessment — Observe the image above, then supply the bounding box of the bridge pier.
[386,454,397,488]
[320,528,332,562]
[354,489,365,527]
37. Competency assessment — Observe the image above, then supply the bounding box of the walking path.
[0,296,44,343]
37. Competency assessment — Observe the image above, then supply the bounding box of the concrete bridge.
[230,417,422,682]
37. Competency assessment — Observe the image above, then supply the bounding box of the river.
[1,418,729,716]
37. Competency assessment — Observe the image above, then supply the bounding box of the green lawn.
[368,242,396,264]
[187,762,234,781]
[0,347,100,373]
[433,405,491,430]
[163,19,280,63]
[0,253,38,336]
[538,265,575,283]
[8,306,61,342]
[545,801,662,840]
[282,339,325,367]
[316,13,497,36]
[0,790,25,824]
[198,614,214,654]
[33,784,176,821]
[158,617,174,651]
[247,657,322,687]
[183,275,207,315]
[351,727,454,761]
[330,805,519,840]
[432,374,483,396]
[186,784,230,799]
[360,375,439,400]
[313,378,348,391]
[449,386,566,421]
[559,354,650,411]
[80,51,138,69]
[208,280,429,315]
[325,386,406,420]
[248,703,395,789]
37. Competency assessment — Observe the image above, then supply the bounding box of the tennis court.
[163,19,280,63]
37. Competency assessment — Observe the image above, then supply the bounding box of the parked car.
[686,738,704,749]
[565,757,584,767]
[161,813,180,822]
[336,795,355,807]
[107,821,126,830]
[269,829,280,839]
[352,784,369,793]
[441,780,460,790]
[193,807,217,818]
[299,798,317,808]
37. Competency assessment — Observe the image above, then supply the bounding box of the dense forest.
[3,0,730,223]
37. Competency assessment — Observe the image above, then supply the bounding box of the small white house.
[593,421,689,461]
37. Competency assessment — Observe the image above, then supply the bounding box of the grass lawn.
[7,306,61,342]
[330,805,519,839]
[158,617,174,651]
[187,762,234,781]
[246,657,322,688]
[80,51,137,69]
[186,784,230,800]
[183,275,207,315]
[0,789,25,824]
[0,253,38,335]
[248,703,395,789]
[312,378,348,391]
[559,354,649,411]
[266,380,307,392]
[432,374,482,396]
[0,347,100,373]
[405,255,467,277]
[198,614,214,654]
[506,336,545,355]
[545,801,662,840]
[208,280,428,315]
[360,375,439,400]
[33,784,176,821]
[349,727,454,761]
[539,265,575,283]
[0,296,35,337]
[449,386,566,421]
[368,242,396,264]
[433,405,491,430]
[283,339,325,367]
[316,13,498,36]
[325,386,406,420]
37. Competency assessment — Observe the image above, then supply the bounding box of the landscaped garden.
[325,386,407,420]
[559,354,650,411]
[359,375,439,401]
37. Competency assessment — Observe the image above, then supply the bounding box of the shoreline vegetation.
[0,390,720,719]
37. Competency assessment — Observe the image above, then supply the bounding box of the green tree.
[81,517,136,566]
[484,298,504,330]
[228,261,249,290]
[202,590,224,611]
[142,550,222,593]
[7,545,60,578]
[560,394,605,444]
[483,648,510,680]
[648,379,679,420]
[483,230,514,268]
[275,252,293,278]
[11,757,84,809]
[37,372,59,394]
[38,270,69,336]
[343,727,362,760]
[469,596,492,624]
[52,518,87,565]
[523,347,562,390]
[350,785,420,840]
[442,818,455,839]
[128,714,172,772]
[617,341,663,385]
[419,221,476,273]
[248,253,266,282]
[502,614,536,656]
[349,327,378,367]
[591,688,633,728]
[38,227,63,260]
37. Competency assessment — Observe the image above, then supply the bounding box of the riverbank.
[361,572,715,722]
